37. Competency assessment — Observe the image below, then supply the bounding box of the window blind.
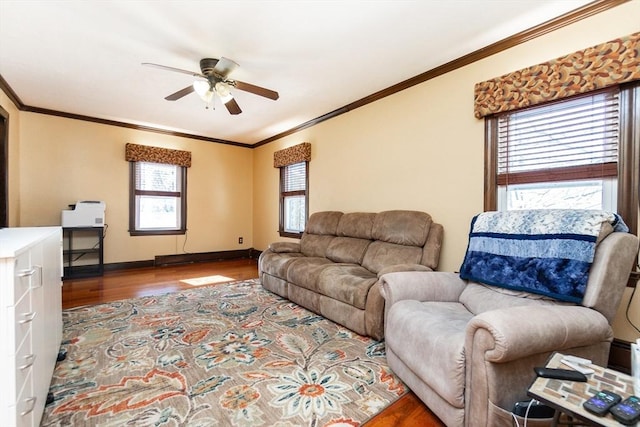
[283,162,307,192]
[135,162,179,192]
[497,89,620,186]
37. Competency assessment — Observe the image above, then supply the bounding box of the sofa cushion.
[386,300,472,409]
[259,251,305,279]
[306,211,343,235]
[459,282,561,315]
[286,257,334,292]
[326,237,371,264]
[317,264,377,309]
[337,212,376,239]
[372,210,432,246]
[300,234,335,257]
[361,241,423,274]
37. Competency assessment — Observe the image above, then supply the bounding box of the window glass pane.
[500,179,616,211]
[284,195,306,233]
[136,162,179,192]
[137,196,179,229]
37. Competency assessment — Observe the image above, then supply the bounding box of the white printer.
[61,201,106,227]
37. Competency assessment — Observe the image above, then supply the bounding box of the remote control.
[583,390,621,416]
[534,367,588,382]
[610,396,640,425]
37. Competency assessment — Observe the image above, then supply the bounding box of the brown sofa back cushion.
[361,241,423,274]
[337,212,376,239]
[372,210,432,246]
[326,237,372,264]
[305,211,343,235]
[300,211,344,257]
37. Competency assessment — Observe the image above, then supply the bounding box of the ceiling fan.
[142,57,279,115]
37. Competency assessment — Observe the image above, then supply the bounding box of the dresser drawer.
[13,254,35,303]
[15,368,35,427]
[12,292,34,351]
[13,329,35,406]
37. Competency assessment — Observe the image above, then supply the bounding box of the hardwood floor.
[62,258,445,426]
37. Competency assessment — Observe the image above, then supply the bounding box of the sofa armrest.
[377,263,432,278]
[466,305,612,364]
[269,242,301,253]
[380,271,467,306]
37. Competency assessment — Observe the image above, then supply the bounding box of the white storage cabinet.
[0,227,63,427]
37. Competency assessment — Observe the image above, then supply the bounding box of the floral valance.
[474,32,640,118]
[273,142,311,168]
[125,143,191,168]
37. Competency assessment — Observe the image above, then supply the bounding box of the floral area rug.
[41,279,406,426]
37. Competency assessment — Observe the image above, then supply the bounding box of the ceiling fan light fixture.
[193,80,214,104]
[215,81,234,104]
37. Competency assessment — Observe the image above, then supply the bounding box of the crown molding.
[254,0,628,147]
[0,0,627,149]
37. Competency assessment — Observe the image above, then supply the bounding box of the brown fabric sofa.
[258,210,443,340]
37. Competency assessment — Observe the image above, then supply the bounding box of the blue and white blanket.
[459,210,629,303]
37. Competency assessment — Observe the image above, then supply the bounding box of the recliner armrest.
[380,271,466,305]
[268,242,301,253]
[466,305,612,364]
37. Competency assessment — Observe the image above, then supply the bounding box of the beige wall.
[15,113,253,263]
[254,1,640,272]
[253,2,640,340]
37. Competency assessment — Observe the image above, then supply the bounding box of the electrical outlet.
[238,237,243,244]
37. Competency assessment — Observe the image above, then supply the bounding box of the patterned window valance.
[273,142,311,168]
[125,143,191,168]
[474,32,640,119]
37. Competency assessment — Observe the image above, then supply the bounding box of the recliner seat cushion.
[386,300,472,409]
[259,251,305,279]
[459,282,561,315]
[317,264,377,309]
[286,257,333,292]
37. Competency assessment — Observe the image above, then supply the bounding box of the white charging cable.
[511,399,537,427]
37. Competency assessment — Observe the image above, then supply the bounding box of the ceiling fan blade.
[213,57,239,79]
[142,62,204,78]
[224,98,242,115]
[165,85,195,101]
[234,80,279,100]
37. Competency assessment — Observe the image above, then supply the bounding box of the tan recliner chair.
[381,211,639,427]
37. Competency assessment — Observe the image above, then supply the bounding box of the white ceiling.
[0,0,592,145]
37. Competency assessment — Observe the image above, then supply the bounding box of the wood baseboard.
[154,249,257,267]
[102,249,262,272]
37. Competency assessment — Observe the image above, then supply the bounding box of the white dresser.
[0,227,63,427]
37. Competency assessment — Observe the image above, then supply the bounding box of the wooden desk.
[528,352,634,426]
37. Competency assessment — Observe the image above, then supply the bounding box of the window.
[129,161,187,235]
[485,82,639,235]
[279,161,308,238]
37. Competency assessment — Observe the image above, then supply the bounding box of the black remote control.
[583,390,622,415]
[534,367,588,382]
[610,396,640,425]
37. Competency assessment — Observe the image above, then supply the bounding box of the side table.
[528,352,635,426]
